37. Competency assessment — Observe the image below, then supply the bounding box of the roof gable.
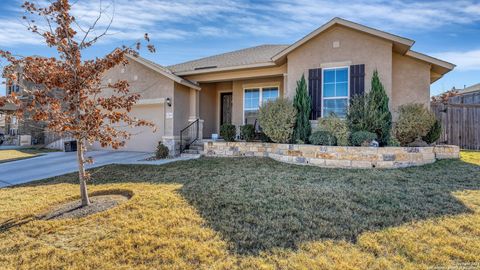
[272,17,414,62]
[125,54,200,90]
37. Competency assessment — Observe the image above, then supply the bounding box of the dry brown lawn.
[0,151,479,269]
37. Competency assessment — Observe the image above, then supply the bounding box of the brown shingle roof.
[167,44,288,74]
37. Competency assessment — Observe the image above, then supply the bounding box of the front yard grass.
[0,151,479,269]
[0,148,57,163]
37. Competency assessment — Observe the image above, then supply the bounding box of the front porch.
[197,76,285,140]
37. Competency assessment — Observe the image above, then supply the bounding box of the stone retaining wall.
[204,141,460,169]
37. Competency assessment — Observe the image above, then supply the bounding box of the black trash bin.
[64,140,78,152]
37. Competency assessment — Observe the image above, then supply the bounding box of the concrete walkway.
[0,151,197,188]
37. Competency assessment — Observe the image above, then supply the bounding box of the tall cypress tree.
[367,70,392,146]
[293,74,311,143]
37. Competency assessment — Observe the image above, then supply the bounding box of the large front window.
[244,87,279,125]
[323,67,349,118]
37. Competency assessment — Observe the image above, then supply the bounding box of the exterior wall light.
[166,97,172,107]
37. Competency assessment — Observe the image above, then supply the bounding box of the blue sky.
[0,0,479,96]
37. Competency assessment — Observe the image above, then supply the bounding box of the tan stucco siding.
[286,25,393,103]
[101,59,175,137]
[103,59,175,100]
[173,82,192,135]
[392,53,431,118]
[93,58,177,152]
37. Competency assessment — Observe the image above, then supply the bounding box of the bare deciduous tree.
[0,0,155,206]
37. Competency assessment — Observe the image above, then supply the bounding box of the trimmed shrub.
[220,124,236,142]
[309,130,337,146]
[394,104,435,146]
[240,124,255,142]
[258,99,297,143]
[293,74,312,143]
[422,119,442,144]
[347,70,392,146]
[317,114,349,146]
[155,142,169,159]
[407,138,429,147]
[387,128,400,147]
[350,131,377,146]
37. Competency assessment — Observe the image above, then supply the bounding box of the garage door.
[92,103,165,152]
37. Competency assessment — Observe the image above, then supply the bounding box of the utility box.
[64,140,77,152]
[18,135,32,146]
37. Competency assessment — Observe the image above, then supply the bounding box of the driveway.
[0,151,151,188]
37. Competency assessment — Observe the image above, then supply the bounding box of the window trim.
[321,66,350,118]
[242,85,280,125]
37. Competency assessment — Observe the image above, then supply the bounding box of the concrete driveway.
[0,151,151,188]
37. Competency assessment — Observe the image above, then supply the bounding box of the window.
[262,87,279,104]
[243,86,279,125]
[323,67,349,118]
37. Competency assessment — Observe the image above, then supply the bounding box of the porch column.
[189,87,203,141]
[189,88,199,119]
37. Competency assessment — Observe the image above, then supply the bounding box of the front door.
[220,92,232,126]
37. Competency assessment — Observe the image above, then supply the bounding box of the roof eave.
[405,50,456,71]
[172,62,277,76]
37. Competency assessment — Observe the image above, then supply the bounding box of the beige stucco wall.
[392,53,431,118]
[92,59,178,152]
[173,82,193,135]
[286,25,393,105]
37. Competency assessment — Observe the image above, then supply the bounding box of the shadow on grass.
[12,156,480,255]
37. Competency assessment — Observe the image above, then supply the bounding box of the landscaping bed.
[205,141,459,168]
[0,151,479,269]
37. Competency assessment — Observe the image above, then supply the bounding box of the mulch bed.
[40,194,130,220]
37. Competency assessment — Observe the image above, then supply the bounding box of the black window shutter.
[308,68,322,120]
[350,64,365,97]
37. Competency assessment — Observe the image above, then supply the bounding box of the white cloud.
[432,49,480,71]
[0,19,43,46]
[0,0,480,45]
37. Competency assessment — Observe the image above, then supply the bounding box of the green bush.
[220,124,236,142]
[293,74,311,143]
[258,99,297,143]
[422,119,442,144]
[240,124,255,142]
[394,104,435,146]
[346,70,392,146]
[155,142,169,159]
[317,114,349,146]
[387,128,400,147]
[309,130,337,146]
[350,131,377,146]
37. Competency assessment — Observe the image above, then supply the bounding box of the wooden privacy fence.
[431,101,480,150]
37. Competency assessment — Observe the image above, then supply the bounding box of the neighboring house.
[1,71,47,145]
[457,83,480,100]
[88,18,454,154]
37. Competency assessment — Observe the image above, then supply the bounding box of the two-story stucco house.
[96,17,454,155]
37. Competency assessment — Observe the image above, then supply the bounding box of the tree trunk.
[77,139,90,206]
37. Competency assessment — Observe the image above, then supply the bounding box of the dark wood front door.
[220,92,232,126]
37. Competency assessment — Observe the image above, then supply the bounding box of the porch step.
[188,145,204,151]
[180,151,202,159]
